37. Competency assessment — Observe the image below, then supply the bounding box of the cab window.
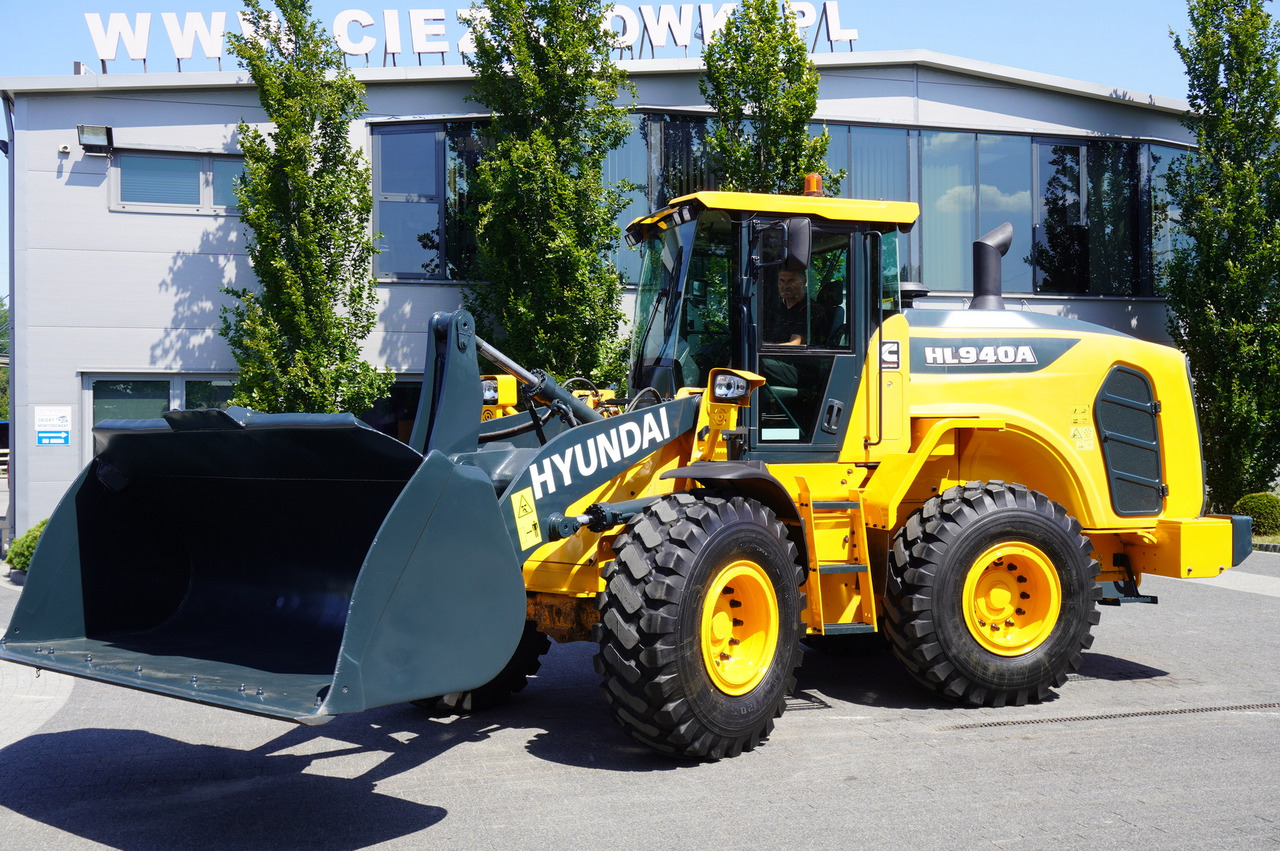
[755,230,852,442]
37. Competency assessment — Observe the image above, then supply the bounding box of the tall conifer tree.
[463,0,635,383]
[223,0,391,414]
[700,0,841,195]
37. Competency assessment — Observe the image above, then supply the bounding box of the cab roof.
[626,191,919,243]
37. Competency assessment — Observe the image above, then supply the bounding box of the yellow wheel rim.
[700,560,780,695]
[962,543,1062,657]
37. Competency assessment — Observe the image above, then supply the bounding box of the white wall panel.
[19,90,264,172]
[24,184,247,253]
[23,248,242,332]
[23,325,234,380]
[371,282,468,371]
[363,80,477,119]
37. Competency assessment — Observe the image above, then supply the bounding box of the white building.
[1,49,1193,536]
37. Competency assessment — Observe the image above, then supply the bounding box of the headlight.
[713,374,750,400]
[481,379,499,404]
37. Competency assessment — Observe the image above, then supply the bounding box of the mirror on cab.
[752,217,812,270]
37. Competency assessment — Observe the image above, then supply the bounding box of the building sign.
[34,406,72,446]
[83,4,858,71]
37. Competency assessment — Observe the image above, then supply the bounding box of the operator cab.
[626,190,917,460]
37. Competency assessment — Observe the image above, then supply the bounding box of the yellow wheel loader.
[0,186,1251,760]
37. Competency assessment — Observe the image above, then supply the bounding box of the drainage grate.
[943,702,1280,730]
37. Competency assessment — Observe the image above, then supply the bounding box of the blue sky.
[0,0,1195,309]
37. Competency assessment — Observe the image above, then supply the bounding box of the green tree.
[1165,0,1280,508]
[462,0,635,384]
[700,0,841,195]
[223,0,391,414]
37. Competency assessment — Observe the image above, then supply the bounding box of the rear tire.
[413,620,550,714]
[882,481,1100,707]
[595,493,804,759]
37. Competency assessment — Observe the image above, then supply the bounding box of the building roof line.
[813,50,1189,115]
[0,49,1190,116]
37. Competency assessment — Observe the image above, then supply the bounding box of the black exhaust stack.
[970,222,1013,310]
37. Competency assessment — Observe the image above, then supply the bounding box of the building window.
[90,376,235,425]
[826,125,910,203]
[607,114,650,286]
[978,134,1034,294]
[921,131,978,293]
[112,153,243,215]
[643,113,715,211]
[92,379,172,422]
[829,125,914,280]
[89,375,420,441]
[919,131,1034,294]
[184,379,236,411]
[1150,144,1189,281]
[1031,140,1148,296]
[372,123,484,281]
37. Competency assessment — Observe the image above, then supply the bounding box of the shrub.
[6,518,47,573]
[1233,492,1280,536]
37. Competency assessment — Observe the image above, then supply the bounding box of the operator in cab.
[763,265,827,346]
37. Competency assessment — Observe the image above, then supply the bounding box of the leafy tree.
[462,0,635,384]
[1164,0,1280,508]
[223,0,391,413]
[700,0,842,195]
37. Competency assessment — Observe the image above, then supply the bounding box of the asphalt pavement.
[1,551,1278,850]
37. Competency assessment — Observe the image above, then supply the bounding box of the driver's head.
[777,268,806,306]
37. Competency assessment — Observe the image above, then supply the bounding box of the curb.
[1252,542,1280,553]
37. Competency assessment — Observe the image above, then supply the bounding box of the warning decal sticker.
[511,486,543,550]
[1070,404,1096,450]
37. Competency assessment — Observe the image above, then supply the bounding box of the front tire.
[882,481,1100,707]
[594,493,805,759]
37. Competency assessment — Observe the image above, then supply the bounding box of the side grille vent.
[1095,366,1164,516]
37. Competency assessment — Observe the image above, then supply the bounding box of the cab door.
[746,226,868,463]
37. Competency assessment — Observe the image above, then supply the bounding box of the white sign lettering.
[85,12,152,62]
[334,8,377,54]
[639,4,694,49]
[82,5,857,70]
[529,407,671,500]
[162,11,227,59]
[923,345,1038,366]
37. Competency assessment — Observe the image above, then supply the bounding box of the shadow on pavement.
[0,643,683,849]
[792,642,1168,709]
[0,638,1175,849]
[0,725,445,850]
[1071,652,1168,681]
[794,638,961,711]
[0,689,683,850]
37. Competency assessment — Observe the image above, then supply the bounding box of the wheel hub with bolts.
[700,560,780,695]
[963,543,1062,656]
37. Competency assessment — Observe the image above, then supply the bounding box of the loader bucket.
[0,407,527,724]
